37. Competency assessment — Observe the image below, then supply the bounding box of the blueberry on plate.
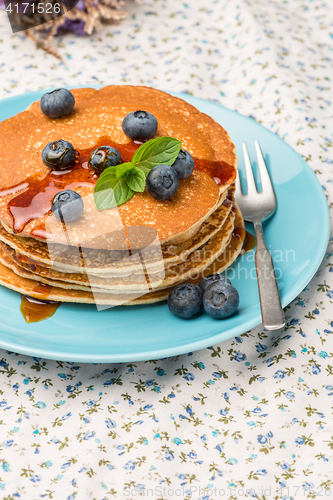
[168,283,203,319]
[89,146,122,174]
[172,149,194,180]
[199,273,232,292]
[52,190,84,223]
[42,140,76,170]
[146,164,179,200]
[122,110,158,141]
[40,88,75,118]
[203,282,239,319]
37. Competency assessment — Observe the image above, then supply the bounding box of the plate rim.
[0,88,330,362]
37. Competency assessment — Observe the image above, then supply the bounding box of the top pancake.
[0,86,237,250]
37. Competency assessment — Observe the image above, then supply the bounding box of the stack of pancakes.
[0,86,245,306]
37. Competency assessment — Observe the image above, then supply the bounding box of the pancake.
[0,209,237,292]
[0,185,235,276]
[0,85,244,308]
[0,209,245,305]
[0,86,237,251]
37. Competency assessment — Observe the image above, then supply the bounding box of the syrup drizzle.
[232,225,256,254]
[20,295,61,323]
[243,231,256,253]
[0,136,237,235]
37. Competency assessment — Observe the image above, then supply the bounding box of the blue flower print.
[234,352,246,362]
[281,463,290,470]
[257,435,267,444]
[165,450,174,461]
[311,364,321,375]
[255,343,267,353]
[124,461,136,470]
[105,419,117,429]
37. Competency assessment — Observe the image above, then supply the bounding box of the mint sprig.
[132,136,182,176]
[125,167,146,192]
[94,167,134,210]
[94,136,182,210]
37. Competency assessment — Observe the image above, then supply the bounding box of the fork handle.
[254,223,285,330]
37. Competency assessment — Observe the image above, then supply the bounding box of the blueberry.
[146,164,179,200]
[172,150,194,180]
[40,88,75,118]
[42,140,76,170]
[122,110,158,141]
[199,273,232,292]
[168,283,203,319]
[52,190,84,223]
[89,146,122,174]
[203,282,239,319]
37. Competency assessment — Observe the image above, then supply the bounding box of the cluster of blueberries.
[40,88,194,221]
[168,274,239,320]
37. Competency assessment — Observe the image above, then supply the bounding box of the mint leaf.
[94,167,134,210]
[93,136,182,210]
[125,167,146,193]
[132,137,182,175]
[116,162,135,179]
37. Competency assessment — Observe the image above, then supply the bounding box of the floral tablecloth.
[0,1,333,498]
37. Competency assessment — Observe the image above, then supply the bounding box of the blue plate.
[0,90,329,362]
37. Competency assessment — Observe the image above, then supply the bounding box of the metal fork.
[236,141,285,330]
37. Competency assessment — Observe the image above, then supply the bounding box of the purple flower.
[56,19,88,37]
